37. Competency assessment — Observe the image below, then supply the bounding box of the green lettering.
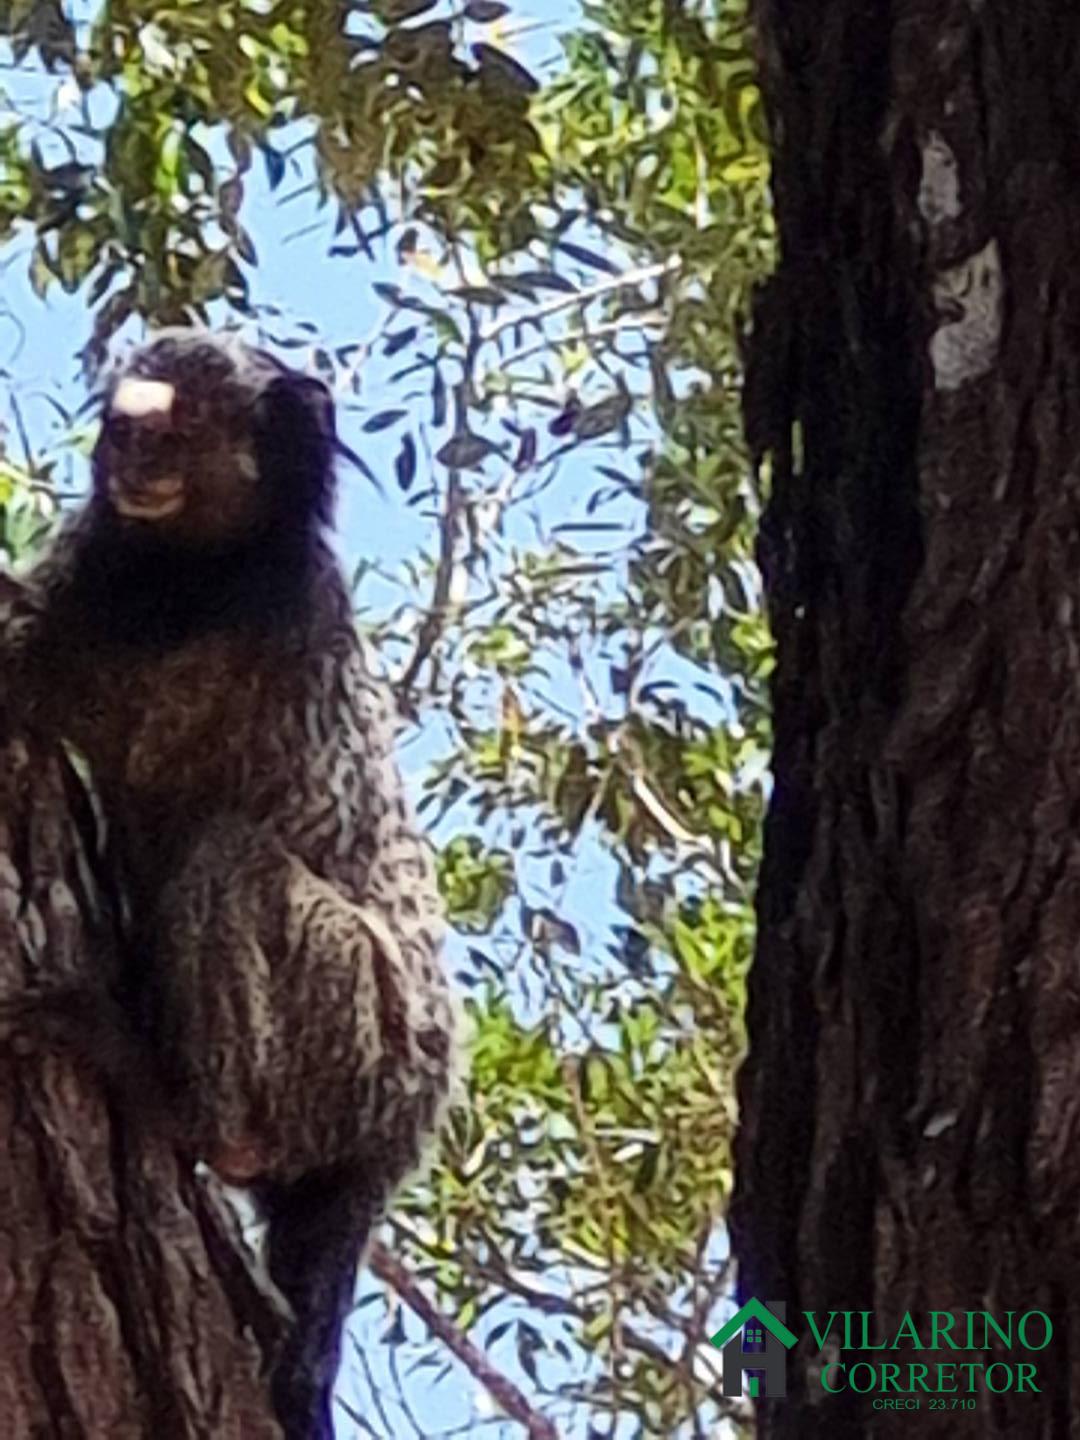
[879,1363,901,1391]
[935,1363,957,1392]
[859,1312,888,1350]
[985,1363,1013,1393]
[982,1312,1014,1348]
[891,1313,923,1349]
[1017,1312,1053,1351]
[804,1312,840,1349]
[908,1363,931,1392]
[1015,1363,1040,1392]
[820,1364,845,1393]
[929,1312,958,1350]
[962,1312,990,1349]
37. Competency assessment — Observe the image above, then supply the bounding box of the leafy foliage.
[0,0,773,1434]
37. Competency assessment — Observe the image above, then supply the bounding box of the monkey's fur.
[0,330,457,1437]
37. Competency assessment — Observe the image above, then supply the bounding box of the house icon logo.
[710,1298,797,1398]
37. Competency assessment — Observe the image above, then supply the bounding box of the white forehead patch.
[112,378,175,418]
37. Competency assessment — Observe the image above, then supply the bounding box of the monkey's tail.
[261,1165,385,1440]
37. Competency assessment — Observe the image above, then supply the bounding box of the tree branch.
[496,313,667,372]
[479,257,681,346]
[395,377,472,707]
[368,1240,562,1440]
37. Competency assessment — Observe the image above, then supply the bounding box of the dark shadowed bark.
[0,721,284,1436]
[734,1,1080,1434]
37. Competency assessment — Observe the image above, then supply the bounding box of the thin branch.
[395,372,471,704]
[344,1340,397,1438]
[625,767,725,881]
[479,257,681,346]
[368,1240,562,1440]
[328,307,398,401]
[383,1313,428,1440]
[394,1215,689,1382]
[8,393,36,471]
[395,468,464,707]
[496,313,667,373]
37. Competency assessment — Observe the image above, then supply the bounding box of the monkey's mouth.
[108,475,186,521]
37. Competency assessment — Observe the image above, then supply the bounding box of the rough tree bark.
[734,1,1080,1435]
[0,717,285,1435]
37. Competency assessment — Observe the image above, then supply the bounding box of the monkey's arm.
[342,644,457,1091]
[241,656,459,1436]
[251,865,452,1440]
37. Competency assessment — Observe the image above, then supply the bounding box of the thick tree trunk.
[0,723,283,1436]
[734,2,1080,1435]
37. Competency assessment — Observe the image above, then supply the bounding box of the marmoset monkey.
[0,330,457,1438]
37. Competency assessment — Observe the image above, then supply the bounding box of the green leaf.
[436,433,501,469]
[382,0,439,19]
[573,392,631,440]
[557,239,621,275]
[262,144,286,191]
[516,270,579,294]
[472,43,540,95]
[29,243,53,300]
[464,0,510,19]
[395,433,417,490]
[451,284,506,307]
[383,327,419,357]
[363,408,408,433]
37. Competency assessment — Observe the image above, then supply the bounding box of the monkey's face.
[93,331,336,548]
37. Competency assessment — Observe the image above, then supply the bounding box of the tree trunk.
[0,722,284,1436]
[734,1,1080,1434]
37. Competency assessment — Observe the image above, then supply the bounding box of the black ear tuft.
[254,373,338,528]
